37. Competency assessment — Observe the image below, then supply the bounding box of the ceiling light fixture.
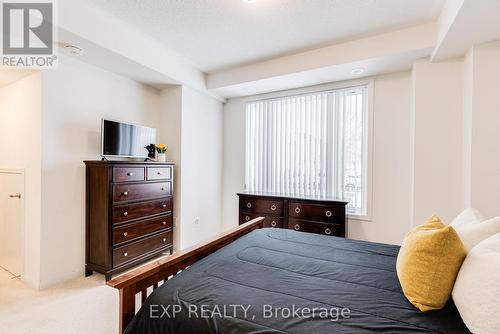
[62,44,83,55]
[350,68,365,75]
[242,0,256,3]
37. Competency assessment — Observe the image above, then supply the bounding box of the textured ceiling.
[87,0,444,73]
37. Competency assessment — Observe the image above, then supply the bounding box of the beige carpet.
[0,267,118,334]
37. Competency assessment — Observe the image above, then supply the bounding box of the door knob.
[9,193,21,199]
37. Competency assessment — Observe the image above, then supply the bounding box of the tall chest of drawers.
[84,160,174,280]
[238,192,348,238]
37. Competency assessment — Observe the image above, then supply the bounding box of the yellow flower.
[155,144,168,153]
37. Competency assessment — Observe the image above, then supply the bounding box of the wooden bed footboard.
[107,217,265,333]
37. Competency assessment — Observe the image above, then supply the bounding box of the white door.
[0,170,24,277]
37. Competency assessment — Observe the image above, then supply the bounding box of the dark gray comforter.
[125,228,469,334]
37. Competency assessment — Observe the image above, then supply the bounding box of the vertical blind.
[245,85,369,216]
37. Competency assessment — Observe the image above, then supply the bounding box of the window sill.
[348,215,372,222]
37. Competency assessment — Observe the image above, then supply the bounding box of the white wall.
[40,55,162,288]
[179,86,224,249]
[466,40,500,218]
[222,73,414,245]
[410,58,464,226]
[221,97,246,232]
[462,48,473,208]
[158,86,183,250]
[0,73,42,288]
[158,86,224,250]
[349,72,412,244]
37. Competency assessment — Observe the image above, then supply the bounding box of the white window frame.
[244,79,374,221]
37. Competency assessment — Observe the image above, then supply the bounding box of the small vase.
[156,153,166,162]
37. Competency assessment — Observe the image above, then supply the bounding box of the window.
[245,85,370,217]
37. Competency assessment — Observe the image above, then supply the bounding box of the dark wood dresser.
[84,160,174,280]
[238,192,348,237]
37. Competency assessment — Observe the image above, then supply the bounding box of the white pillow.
[452,233,500,334]
[454,217,500,252]
[449,208,483,228]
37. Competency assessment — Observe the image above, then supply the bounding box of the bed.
[108,219,469,333]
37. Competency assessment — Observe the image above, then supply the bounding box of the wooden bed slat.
[119,285,136,332]
[107,218,265,333]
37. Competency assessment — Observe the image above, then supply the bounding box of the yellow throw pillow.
[396,215,466,311]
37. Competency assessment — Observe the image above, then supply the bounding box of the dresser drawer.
[147,167,172,180]
[288,219,343,237]
[113,167,145,183]
[113,230,172,267]
[288,201,343,222]
[113,197,172,224]
[113,214,173,245]
[113,181,172,203]
[239,213,283,228]
[240,197,284,215]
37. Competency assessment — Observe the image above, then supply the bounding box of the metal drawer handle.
[162,221,167,225]
[127,172,134,176]
[161,188,165,191]
[9,193,21,199]
[123,252,128,257]
[325,210,332,217]
[271,221,277,227]
[122,191,128,196]
[325,228,332,235]
[270,204,277,211]
[295,207,301,214]
[123,232,128,237]
[157,171,162,175]
[294,224,300,231]
[245,215,250,221]
[162,238,167,242]
[123,211,128,217]
[246,202,252,208]
[162,204,167,208]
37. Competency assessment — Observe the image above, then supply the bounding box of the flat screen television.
[101,119,156,158]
